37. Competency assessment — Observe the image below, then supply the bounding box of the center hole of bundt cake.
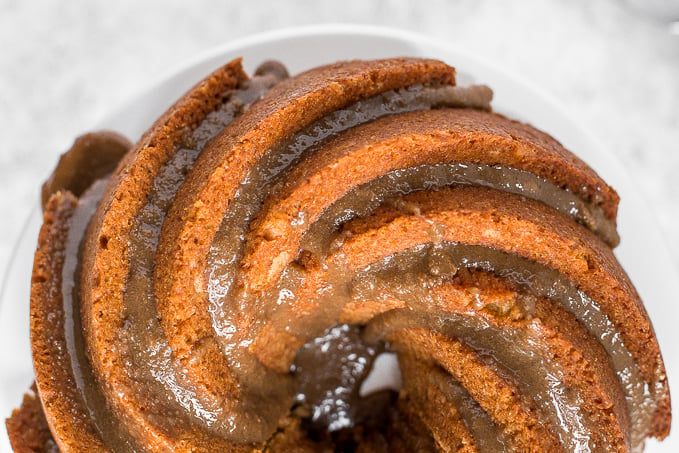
[292,324,402,443]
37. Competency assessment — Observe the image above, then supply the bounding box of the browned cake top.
[8,56,669,453]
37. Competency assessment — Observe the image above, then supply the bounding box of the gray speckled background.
[1,0,678,282]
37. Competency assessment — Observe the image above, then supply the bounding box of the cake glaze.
[6,57,670,452]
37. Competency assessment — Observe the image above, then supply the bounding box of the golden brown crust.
[397,354,480,452]
[341,265,632,450]
[395,331,562,452]
[248,184,667,446]
[6,384,58,453]
[242,107,619,292]
[425,272,628,450]
[20,56,669,452]
[273,107,617,219]
[79,58,250,451]
[155,57,456,353]
[40,131,132,210]
[338,185,670,440]
[289,268,631,450]
[151,58,459,444]
[29,192,109,452]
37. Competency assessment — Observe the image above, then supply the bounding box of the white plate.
[1,24,677,452]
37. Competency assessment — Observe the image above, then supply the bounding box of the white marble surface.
[0,1,677,299]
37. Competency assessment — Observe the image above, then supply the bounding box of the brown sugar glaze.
[12,57,670,453]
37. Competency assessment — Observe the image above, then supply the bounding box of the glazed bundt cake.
[6,57,670,452]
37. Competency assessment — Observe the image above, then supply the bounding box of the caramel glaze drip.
[292,324,393,434]
[29,58,669,453]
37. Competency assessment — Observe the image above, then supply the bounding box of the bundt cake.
[6,56,671,452]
